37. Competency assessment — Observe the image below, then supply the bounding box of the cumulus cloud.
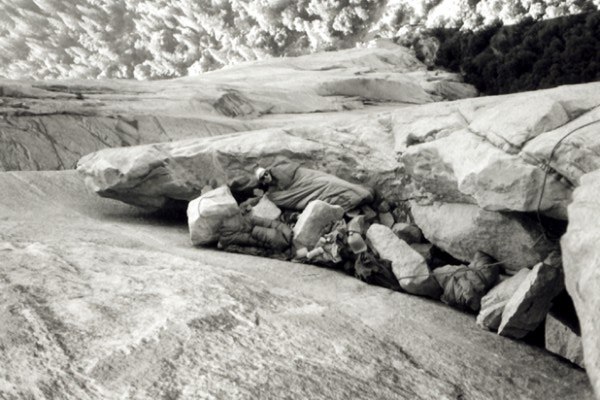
[0,0,596,80]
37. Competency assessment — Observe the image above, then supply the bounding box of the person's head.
[255,167,272,184]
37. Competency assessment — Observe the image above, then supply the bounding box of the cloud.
[0,0,596,79]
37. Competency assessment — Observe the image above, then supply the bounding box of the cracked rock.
[477,269,530,331]
[545,314,585,368]
[366,223,441,298]
[498,256,564,339]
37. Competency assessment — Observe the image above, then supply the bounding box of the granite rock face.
[77,122,402,210]
[3,42,600,398]
[410,202,556,273]
[400,83,600,219]
[0,170,592,400]
[521,106,600,185]
[0,43,475,172]
[468,95,570,153]
[562,169,600,395]
[402,129,572,219]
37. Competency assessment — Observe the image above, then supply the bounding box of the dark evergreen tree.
[431,11,600,95]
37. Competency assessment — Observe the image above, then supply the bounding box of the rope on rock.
[535,119,600,240]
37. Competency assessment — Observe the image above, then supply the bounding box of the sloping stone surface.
[562,168,600,395]
[0,105,252,172]
[391,101,469,153]
[4,43,600,399]
[0,169,591,400]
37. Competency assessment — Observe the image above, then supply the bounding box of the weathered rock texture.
[0,43,474,172]
[477,269,530,331]
[403,129,572,219]
[562,169,600,394]
[3,42,600,398]
[68,58,600,224]
[546,314,585,369]
[0,170,592,400]
[498,261,564,339]
[77,125,402,209]
[366,224,441,298]
[399,83,600,219]
[410,202,556,273]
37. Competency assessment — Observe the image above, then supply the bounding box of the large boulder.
[562,168,600,395]
[402,130,572,218]
[410,202,556,273]
[77,122,400,210]
[468,95,569,153]
[398,83,600,220]
[366,224,441,298]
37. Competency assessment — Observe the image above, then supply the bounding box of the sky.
[0,0,598,80]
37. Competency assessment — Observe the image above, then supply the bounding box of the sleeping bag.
[264,161,373,211]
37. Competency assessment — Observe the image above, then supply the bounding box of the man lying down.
[187,159,401,290]
[190,160,506,305]
[254,160,374,212]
